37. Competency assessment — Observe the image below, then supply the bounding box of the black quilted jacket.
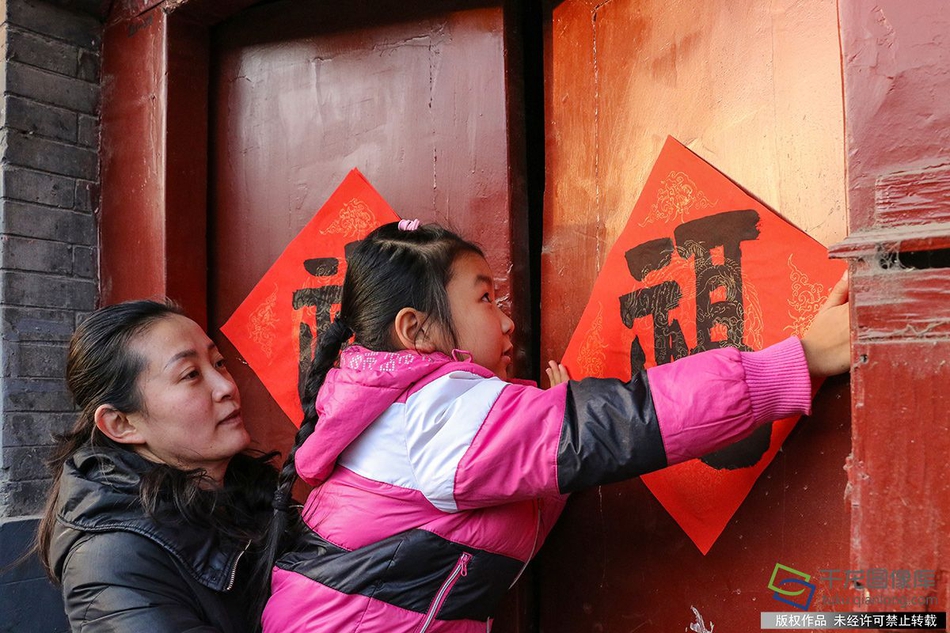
[50,447,257,633]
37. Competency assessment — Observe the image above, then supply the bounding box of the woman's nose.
[212,371,239,400]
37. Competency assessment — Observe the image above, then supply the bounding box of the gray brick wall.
[0,0,101,518]
[0,1,102,630]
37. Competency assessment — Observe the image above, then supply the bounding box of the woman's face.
[125,314,250,484]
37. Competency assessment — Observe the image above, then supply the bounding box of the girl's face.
[124,314,250,484]
[441,252,515,379]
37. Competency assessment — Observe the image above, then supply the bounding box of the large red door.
[537,0,852,630]
[205,2,533,629]
[207,0,528,471]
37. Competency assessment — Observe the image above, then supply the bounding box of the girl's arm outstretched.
[413,277,850,511]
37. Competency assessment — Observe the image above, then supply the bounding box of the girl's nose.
[501,311,515,335]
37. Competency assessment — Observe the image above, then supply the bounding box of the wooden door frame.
[100,0,259,326]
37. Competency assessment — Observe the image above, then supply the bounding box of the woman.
[37,300,276,632]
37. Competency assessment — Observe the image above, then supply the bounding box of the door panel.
[207,2,530,630]
[539,0,850,630]
[208,0,523,458]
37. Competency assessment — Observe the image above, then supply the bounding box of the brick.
[77,47,98,83]
[6,0,102,51]
[74,179,98,212]
[1,305,80,342]
[1,412,75,447]
[0,479,52,517]
[0,200,96,245]
[71,244,95,278]
[0,270,96,310]
[2,95,77,143]
[0,235,72,274]
[2,341,68,378]
[6,61,98,114]
[73,309,92,330]
[0,445,56,481]
[5,27,78,77]
[3,129,98,180]
[0,167,75,208]
[1,377,73,412]
[77,113,98,148]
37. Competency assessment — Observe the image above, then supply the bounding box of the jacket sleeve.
[411,337,812,511]
[60,531,223,633]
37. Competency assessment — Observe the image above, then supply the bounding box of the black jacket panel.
[50,448,254,633]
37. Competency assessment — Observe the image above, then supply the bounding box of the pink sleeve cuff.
[740,336,812,424]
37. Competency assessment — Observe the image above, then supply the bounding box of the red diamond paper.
[560,137,845,554]
[221,169,399,427]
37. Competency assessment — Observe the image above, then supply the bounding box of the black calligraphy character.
[674,209,759,354]
[619,237,690,373]
[292,257,343,402]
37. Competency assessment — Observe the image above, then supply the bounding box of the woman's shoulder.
[61,529,181,587]
[64,529,175,567]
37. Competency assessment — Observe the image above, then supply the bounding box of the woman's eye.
[482,292,491,302]
[214,357,227,369]
[183,369,200,380]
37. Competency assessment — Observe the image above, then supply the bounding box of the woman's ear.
[94,404,145,445]
[393,307,438,353]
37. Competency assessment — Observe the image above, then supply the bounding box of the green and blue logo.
[768,563,816,610]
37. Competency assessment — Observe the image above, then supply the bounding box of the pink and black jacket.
[263,338,812,632]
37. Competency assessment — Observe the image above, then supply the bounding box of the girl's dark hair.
[252,222,482,616]
[36,300,277,583]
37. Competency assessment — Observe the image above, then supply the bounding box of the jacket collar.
[294,346,494,486]
[52,447,246,592]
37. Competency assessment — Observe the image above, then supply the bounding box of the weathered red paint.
[99,7,167,308]
[831,0,950,614]
[100,4,208,324]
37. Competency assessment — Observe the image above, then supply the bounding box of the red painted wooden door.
[207,0,527,466]
[537,1,852,630]
[205,2,532,629]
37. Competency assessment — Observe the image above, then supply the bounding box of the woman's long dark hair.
[251,222,483,620]
[36,300,277,583]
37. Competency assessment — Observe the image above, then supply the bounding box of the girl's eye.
[481,292,492,302]
[183,369,200,381]
[214,357,227,369]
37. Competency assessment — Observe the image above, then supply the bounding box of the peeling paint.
[688,606,715,633]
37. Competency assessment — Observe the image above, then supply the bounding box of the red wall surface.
[833,0,950,616]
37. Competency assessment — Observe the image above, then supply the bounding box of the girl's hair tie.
[398,218,420,232]
[272,489,291,512]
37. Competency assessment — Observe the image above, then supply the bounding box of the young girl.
[260,221,849,632]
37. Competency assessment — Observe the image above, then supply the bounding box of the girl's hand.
[801,272,851,377]
[546,360,570,387]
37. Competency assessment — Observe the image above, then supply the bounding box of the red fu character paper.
[222,169,399,427]
[560,137,845,554]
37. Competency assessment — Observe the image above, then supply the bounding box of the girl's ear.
[94,404,146,445]
[393,307,438,353]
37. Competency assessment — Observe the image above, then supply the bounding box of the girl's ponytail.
[250,318,351,627]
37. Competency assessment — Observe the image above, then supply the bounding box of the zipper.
[225,540,251,591]
[418,552,472,633]
[508,501,541,589]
